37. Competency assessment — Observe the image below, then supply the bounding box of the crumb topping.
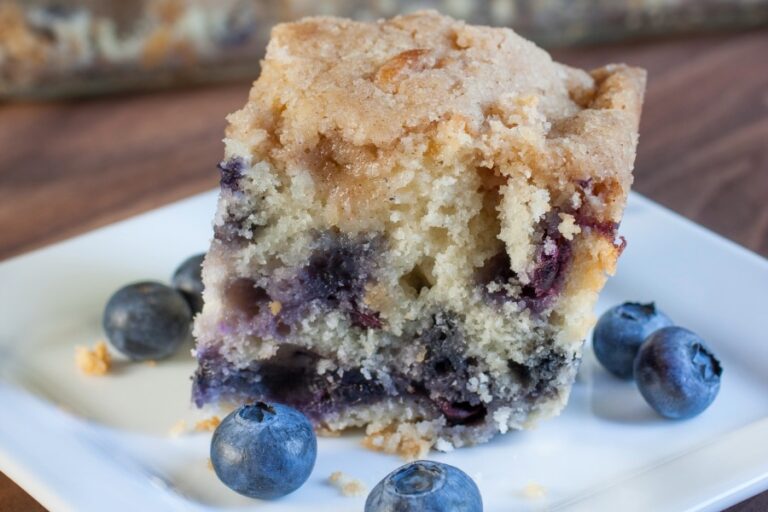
[75,341,112,376]
[328,471,367,497]
[227,10,645,224]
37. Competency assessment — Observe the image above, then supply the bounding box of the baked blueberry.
[103,281,191,361]
[634,326,722,419]
[593,302,673,379]
[217,158,245,192]
[210,402,317,500]
[172,253,206,314]
[365,460,482,512]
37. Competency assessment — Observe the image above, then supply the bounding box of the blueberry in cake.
[193,11,646,455]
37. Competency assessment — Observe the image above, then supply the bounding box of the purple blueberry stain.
[218,231,383,341]
[269,231,383,331]
[435,399,487,426]
[478,211,573,313]
[213,209,251,244]
[218,157,246,192]
[507,349,572,400]
[297,232,375,307]
[193,344,392,419]
[574,211,619,240]
[350,306,383,329]
[414,312,487,425]
[521,213,572,313]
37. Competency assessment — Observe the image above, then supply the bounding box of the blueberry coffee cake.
[193,11,646,454]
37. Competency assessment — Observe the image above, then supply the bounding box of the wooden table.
[1,29,766,512]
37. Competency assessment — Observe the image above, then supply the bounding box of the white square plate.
[1,191,767,512]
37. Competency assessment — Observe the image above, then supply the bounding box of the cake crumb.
[328,471,367,497]
[75,341,112,376]
[206,458,214,471]
[521,482,547,500]
[557,213,582,240]
[269,301,282,315]
[362,423,433,460]
[168,419,188,437]
[145,360,157,367]
[194,416,221,432]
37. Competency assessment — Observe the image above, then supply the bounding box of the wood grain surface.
[1,29,767,512]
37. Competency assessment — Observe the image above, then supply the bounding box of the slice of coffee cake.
[193,11,645,454]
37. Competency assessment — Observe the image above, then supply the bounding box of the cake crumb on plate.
[168,420,188,437]
[362,422,432,460]
[194,416,221,432]
[75,341,111,376]
[521,482,547,499]
[328,471,367,497]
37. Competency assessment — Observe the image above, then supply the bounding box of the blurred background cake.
[1,0,765,98]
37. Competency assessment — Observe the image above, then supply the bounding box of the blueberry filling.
[221,231,383,336]
[417,314,479,402]
[214,210,251,244]
[193,344,391,416]
[573,209,622,244]
[218,157,246,192]
[193,336,571,425]
[290,231,380,317]
[478,212,572,313]
[522,216,572,313]
[508,349,572,399]
[435,399,487,426]
[225,278,270,316]
[408,313,488,425]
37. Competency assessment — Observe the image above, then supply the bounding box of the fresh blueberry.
[365,460,482,512]
[172,253,206,314]
[634,326,722,419]
[103,282,191,361]
[211,402,317,500]
[593,302,673,379]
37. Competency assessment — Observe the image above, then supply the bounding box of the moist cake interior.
[192,11,645,454]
